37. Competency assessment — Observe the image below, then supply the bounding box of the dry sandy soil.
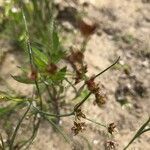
[0,0,150,150]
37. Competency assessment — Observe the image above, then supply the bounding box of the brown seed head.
[47,63,57,74]
[105,140,116,150]
[108,123,116,135]
[95,93,106,107]
[71,121,86,135]
[67,50,84,63]
[86,78,99,93]
[78,18,97,37]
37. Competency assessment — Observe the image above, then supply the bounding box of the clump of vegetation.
[0,1,149,149]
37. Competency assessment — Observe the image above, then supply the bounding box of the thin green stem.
[93,57,120,80]
[79,135,92,150]
[124,117,150,150]
[52,85,60,117]
[44,116,70,143]
[65,78,78,94]
[81,37,90,52]
[74,92,92,111]
[23,117,40,150]
[84,117,107,128]
[73,57,120,98]
[32,105,74,117]
[35,80,43,110]
[32,92,92,117]
[9,103,31,150]
[44,81,53,100]
[17,113,40,149]
[72,83,86,100]
[140,128,150,134]
[22,10,34,67]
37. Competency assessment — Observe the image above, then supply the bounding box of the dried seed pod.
[73,51,84,63]
[86,78,99,94]
[108,123,116,135]
[95,93,106,107]
[67,50,84,63]
[86,77,107,107]
[74,66,87,84]
[66,50,87,84]
[74,72,82,84]
[105,140,116,150]
[78,18,97,37]
[71,121,86,135]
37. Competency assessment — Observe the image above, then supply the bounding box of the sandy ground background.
[0,0,150,149]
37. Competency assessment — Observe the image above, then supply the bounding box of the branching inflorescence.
[2,1,149,150]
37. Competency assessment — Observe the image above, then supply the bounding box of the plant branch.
[17,113,40,150]
[93,57,120,80]
[52,85,60,117]
[32,105,74,117]
[81,37,90,52]
[44,81,53,100]
[84,117,107,128]
[9,103,31,150]
[23,115,40,150]
[35,80,43,110]
[32,92,92,117]
[65,78,78,95]
[72,83,86,100]
[73,57,120,98]
[140,128,150,134]
[74,92,92,111]
[22,10,34,68]
[124,117,150,150]
[44,116,70,143]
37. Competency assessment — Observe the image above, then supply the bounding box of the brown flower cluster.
[86,77,107,107]
[71,108,86,135]
[71,121,86,135]
[78,18,97,38]
[107,123,116,135]
[105,140,116,150]
[46,63,57,74]
[66,50,87,84]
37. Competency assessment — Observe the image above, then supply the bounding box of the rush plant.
[0,1,149,150]
[0,1,120,149]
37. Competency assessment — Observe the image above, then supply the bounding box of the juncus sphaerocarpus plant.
[1,1,148,150]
